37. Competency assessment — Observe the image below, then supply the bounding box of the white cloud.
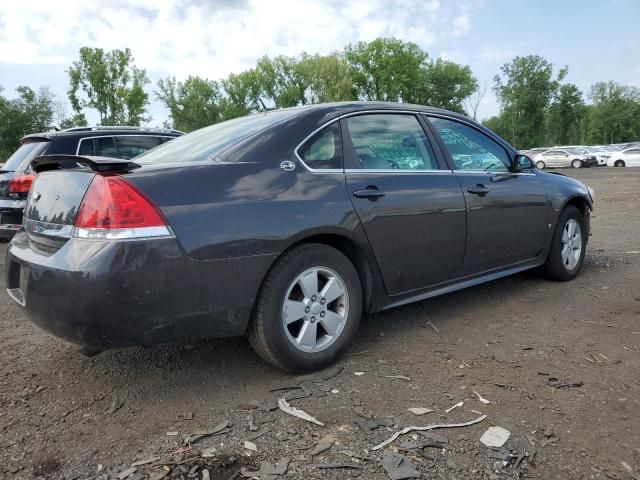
[439,50,467,63]
[451,14,470,36]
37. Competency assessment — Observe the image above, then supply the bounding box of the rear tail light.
[73,174,172,240]
[9,175,35,193]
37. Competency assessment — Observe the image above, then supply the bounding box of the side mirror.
[514,154,534,171]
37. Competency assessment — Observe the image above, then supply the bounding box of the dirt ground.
[1,168,639,480]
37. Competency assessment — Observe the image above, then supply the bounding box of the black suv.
[0,126,182,240]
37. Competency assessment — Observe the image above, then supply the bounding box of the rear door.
[426,115,548,274]
[544,149,570,167]
[343,112,467,295]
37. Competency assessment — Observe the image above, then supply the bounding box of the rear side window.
[346,114,438,170]
[77,138,94,155]
[114,136,161,159]
[298,122,342,169]
[3,142,48,172]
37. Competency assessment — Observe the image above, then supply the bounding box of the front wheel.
[543,206,587,281]
[571,159,583,169]
[248,243,362,372]
[614,160,625,167]
[535,160,546,170]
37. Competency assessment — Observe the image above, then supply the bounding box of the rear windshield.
[3,142,48,172]
[135,110,299,164]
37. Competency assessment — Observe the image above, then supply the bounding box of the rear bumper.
[6,230,276,349]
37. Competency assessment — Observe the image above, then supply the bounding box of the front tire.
[543,206,587,281]
[571,159,583,169]
[248,243,362,372]
[614,160,625,167]
[535,160,546,170]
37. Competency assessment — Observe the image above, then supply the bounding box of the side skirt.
[381,259,544,311]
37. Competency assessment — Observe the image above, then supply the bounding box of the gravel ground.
[1,168,639,480]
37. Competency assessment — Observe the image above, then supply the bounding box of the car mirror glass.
[515,154,534,170]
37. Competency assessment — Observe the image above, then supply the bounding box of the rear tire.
[543,206,587,281]
[535,160,546,170]
[571,159,583,169]
[614,160,625,167]
[247,243,362,372]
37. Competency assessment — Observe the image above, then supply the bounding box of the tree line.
[1,38,639,160]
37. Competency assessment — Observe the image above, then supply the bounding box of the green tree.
[254,55,309,108]
[68,47,150,125]
[156,76,223,132]
[493,55,567,148]
[345,38,428,102]
[0,85,56,159]
[299,52,355,103]
[546,83,585,145]
[417,59,477,114]
[219,70,261,120]
[586,81,640,144]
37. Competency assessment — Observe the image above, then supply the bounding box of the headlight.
[587,185,595,203]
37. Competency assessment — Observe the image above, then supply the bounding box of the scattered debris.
[480,426,511,448]
[381,450,420,480]
[166,431,179,436]
[130,457,160,467]
[117,467,137,479]
[277,398,324,426]
[244,440,258,452]
[445,401,464,413]
[419,431,449,444]
[473,391,491,404]
[354,371,365,376]
[106,398,124,415]
[184,420,230,444]
[426,320,440,334]
[201,447,217,458]
[372,415,487,451]
[315,462,363,470]
[259,458,290,479]
[540,436,559,447]
[201,468,210,480]
[311,435,335,456]
[407,407,433,416]
[385,375,412,382]
[626,251,640,254]
[247,426,272,441]
[356,416,394,434]
[543,377,584,389]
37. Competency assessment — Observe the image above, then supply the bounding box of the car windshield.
[135,110,300,164]
[565,147,585,154]
[2,142,48,171]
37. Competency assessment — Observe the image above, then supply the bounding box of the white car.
[606,147,640,167]
[533,148,597,169]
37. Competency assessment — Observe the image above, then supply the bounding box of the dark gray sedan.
[5,102,594,372]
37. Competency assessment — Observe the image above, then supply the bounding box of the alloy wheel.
[561,219,582,270]
[282,266,349,353]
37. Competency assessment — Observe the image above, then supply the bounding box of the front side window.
[345,114,438,170]
[429,117,511,172]
[543,150,559,157]
[115,136,162,159]
[298,122,342,169]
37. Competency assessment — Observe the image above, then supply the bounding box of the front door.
[343,113,467,295]
[427,116,548,275]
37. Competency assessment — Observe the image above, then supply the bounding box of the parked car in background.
[557,145,608,166]
[532,147,598,169]
[606,147,640,167]
[0,126,182,241]
[6,102,595,372]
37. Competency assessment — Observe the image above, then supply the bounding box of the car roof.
[21,127,183,144]
[283,100,458,118]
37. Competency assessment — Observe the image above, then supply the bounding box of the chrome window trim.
[453,170,536,176]
[344,168,453,175]
[75,135,177,155]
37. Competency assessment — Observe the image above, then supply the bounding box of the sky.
[1,0,639,126]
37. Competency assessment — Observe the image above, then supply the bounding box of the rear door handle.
[353,188,386,199]
[467,185,490,195]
